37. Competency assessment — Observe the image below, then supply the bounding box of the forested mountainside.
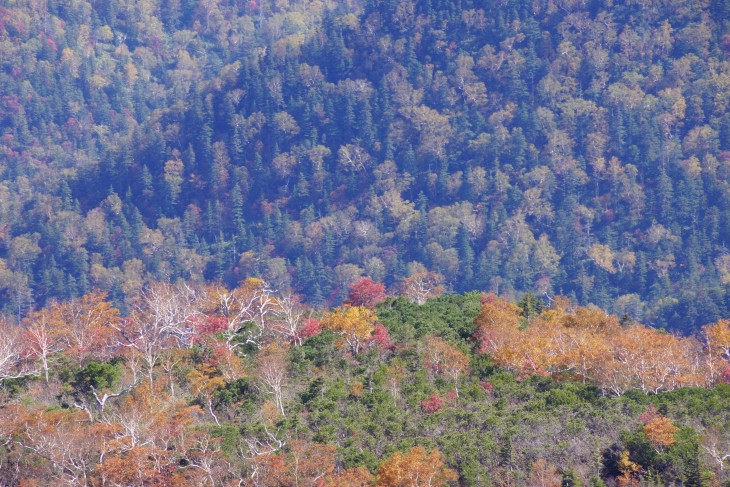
[3,285,730,486]
[1,0,730,330]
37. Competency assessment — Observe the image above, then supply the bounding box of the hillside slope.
[2,288,730,485]
[0,0,729,330]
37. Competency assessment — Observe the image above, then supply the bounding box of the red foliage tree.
[347,277,388,308]
[299,318,322,341]
[369,323,394,351]
[192,315,227,341]
[421,394,443,413]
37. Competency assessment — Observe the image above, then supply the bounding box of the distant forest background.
[1,0,730,332]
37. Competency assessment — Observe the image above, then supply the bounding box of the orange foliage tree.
[527,458,562,487]
[93,384,206,485]
[248,440,337,487]
[13,407,116,485]
[473,294,525,372]
[323,466,374,486]
[20,292,121,383]
[288,439,337,486]
[643,416,679,451]
[376,446,457,487]
[420,335,470,397]
[23,310,65,383]
[704,319,730,359]
[47,291,121,363]
[474,295,709,394]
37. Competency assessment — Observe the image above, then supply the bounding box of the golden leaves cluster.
[475,296,715,393]
[321,305,378,354]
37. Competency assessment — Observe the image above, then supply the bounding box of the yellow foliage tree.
[617,450,641,487]
[188,362,226,426]
[702,319,730,383]
[321,305,377,354]
[588,243,616,273]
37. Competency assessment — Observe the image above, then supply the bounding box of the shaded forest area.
[1,0,730,331]
[2,284,730,485]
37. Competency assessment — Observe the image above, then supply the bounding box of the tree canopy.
[0,0,727,333]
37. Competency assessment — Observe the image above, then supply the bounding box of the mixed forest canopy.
[2,284,730,485]
[1,0,730,333]
[6,0,730,484]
